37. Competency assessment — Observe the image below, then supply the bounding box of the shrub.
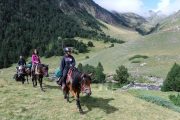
[113,65,129,85]
[87,41,94,47]
[129,55,149,61]
[169,94,180,107]
[161,63,180,92]
[131,60,141,63]
[77,62,106,83]
[109,44,114,48]
[85,56,89,59]
[139,94,180,113]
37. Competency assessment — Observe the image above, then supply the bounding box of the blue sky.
[94,0,180,16]
[143,0,159,10]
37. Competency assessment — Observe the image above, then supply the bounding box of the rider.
[58,47,76,88]
[18,55,26,66]
[17,55,26,73]
[31,49,41,74]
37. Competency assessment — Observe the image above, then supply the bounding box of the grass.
[1,59,180,120]
[0,77,180,120]
[100,21,141,41]
[129,90,180,112]
[79,31,180,78]
[1,19,180,119]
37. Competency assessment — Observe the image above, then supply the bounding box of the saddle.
[66,68,74,83]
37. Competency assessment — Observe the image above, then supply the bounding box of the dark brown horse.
[32,64,49,91]
[24,67,32,84]
[14,66,27,84]
[63,68,92,114]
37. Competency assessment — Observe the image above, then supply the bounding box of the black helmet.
[64,47,71,53]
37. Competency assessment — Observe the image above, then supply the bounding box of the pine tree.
[113,65,129,85]
[95,62,106,83]
[161,63,180,92]
[78,63,83,72]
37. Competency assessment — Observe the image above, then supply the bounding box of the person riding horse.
[58,47,76,89]
[31,49,41,75]
[17,55,26,74]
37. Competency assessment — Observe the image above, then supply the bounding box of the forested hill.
[0,0,122,68]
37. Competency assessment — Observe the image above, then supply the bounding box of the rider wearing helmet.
[17,55,26,73]
[18,55,26,66]
[58,47,76,88]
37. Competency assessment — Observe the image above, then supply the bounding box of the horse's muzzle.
[84,89,92,96]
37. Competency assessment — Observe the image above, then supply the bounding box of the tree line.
[0,0,124,68]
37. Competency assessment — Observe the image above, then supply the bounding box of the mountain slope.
[0,0,122,68]
[158,10,180,32]
[112,12,158,35]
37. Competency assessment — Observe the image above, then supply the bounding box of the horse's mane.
[71,68,82,88]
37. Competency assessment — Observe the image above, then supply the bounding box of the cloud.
[94,0,180,16]
[94,0,145,15]
[155,0,180,15]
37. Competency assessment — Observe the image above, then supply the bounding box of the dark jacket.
[60,55,76,73]
[18,58,26,66]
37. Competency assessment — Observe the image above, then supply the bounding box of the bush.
[113,65,129,85]
[85,56,89,59]
[109,44,114,48]
[129,55,149,61]
[131,60,141,63]
[87,41,94,47]
[169,94,180,107]
[77,62,106,83]
[161,63,180,92]
[139,94,180,113]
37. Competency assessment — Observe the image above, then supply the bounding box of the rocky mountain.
[158,10,180,32]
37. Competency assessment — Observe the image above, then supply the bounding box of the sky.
[94,0,180,16]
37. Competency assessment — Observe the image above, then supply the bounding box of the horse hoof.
[79,110,84,115]
[41,89,45,92]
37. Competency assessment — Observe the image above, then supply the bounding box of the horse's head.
[42,64,49,77]
[81,73,92,96]
[18,65,25,74]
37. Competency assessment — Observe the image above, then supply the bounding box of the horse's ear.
[88,73,93,77]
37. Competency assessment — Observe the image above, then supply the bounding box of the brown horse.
[32,64,49,91]
[24,67,32,84]
[63,68,92,114]
[14,66,27,84]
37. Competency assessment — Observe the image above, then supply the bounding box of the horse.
[62,67,92,114]
[14,65,27,84]
[23,67,32,84]
[32,64,49,91]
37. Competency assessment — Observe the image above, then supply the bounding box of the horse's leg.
[76,92,83,114]
[27,75,29,84]
[39,77,44,92]
[66,86,70,102]
[21,76,25,84]
[32,76,35,87]
[35,76,37,86]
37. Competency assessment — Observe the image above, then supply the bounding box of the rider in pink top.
[31,49,41,74]
[32,53,41,64]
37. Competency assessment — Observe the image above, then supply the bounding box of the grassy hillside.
[1,34,180,119]
[101,21,141,41]
[158,11,180,32]
[78,30,180,78]
[0,70,180,120]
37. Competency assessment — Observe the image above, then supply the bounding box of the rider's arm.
[18,60,21,66]
[71,56,76,67]
[32,55,35,64]
[60,57,65,72]
[24,59,26,65]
